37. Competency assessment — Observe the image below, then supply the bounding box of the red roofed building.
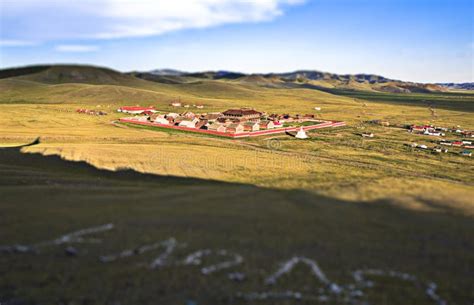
[410,125,426,132]
[118,106,157,114]
[222,108,262,121]
[226,123,245,134]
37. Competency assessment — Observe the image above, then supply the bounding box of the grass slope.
[0,144,473,305]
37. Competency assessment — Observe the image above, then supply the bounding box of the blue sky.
[0,0,473,83]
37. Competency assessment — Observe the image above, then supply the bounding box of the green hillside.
[2,65,142,85]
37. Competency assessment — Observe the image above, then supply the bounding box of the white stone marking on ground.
[149,238,178,269]
[352,269,447,305]
[265,256,341,294]
[183,249,243,275]
[0,223,114,254]
[36,223,114,247]
[228,272,246,282]
[100,238,180,268]
[0,244,34,254]
[235,289,371,304]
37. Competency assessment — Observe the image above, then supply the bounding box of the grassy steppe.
[0,67,473,304]
[1,145,473,305]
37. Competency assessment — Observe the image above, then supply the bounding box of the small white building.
[424,130,444,136]
[208,123,227,133]
[259,121,275,129]
[129,116,148,122]
[178,118,199,128]
[295,127,309,139]
[167,113,179,119]
[154,117,169,125]
[243,121,260,132]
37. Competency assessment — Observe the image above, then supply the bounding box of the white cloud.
[55,45,100,52]
[2,0,304,41]
[0,39,38,47]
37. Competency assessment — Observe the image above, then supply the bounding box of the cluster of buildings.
[407,123,473,156]
[408,124,473,138]
[145,108,285,134]
[410,139,472,157]
[409,125,446,136]
[408,124,473,156]
[118,107,325,135]
[116,105,341,139]
[76,108,107,116]
[439,140,473,149]
[117,106,157,115]
[411,142,449,154]
[170,101,204,109]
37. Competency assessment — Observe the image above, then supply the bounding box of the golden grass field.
[0,76,473,213]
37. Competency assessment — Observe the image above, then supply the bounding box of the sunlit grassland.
[0,85,472,214]
[0,78,472,209]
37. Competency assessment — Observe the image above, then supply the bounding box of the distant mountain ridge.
[437,83,474,90]
[147,69,185,76]
[142,68,464,93]
[0,64,471,93]
[149,68,393,83]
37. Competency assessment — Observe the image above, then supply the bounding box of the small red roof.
[120,106,155,111]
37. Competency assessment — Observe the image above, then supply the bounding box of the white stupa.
[295,127,309,139]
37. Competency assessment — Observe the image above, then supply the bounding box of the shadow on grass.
[0,138,473,305]
[268,82,474,113]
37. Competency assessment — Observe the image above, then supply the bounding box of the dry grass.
[0,86,472,214]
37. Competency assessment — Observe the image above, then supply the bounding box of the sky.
[0,0,473,83]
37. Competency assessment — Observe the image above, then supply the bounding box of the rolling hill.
[136,68,457,93]
[0,64,467,98]
[0,65,148,87]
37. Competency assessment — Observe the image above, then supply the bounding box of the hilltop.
[0,64,146,86]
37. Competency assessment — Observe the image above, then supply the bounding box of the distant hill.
[437,83,474,90]
[127,72,187,84]
[147,69,186,76]
[137,68,459,93]
[0,64,145,86]
[0,65,51,79]
[0,64,470,94]
[186,71,246,80]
